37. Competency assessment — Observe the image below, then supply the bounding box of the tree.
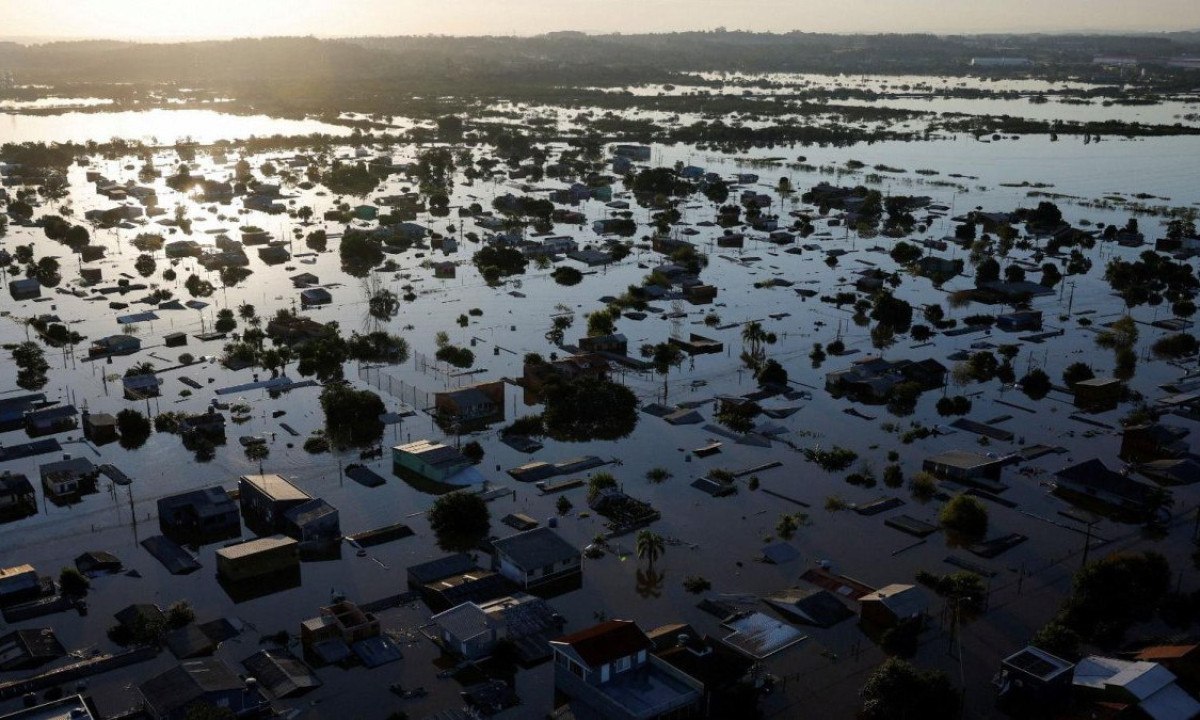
[859,658,959,720]
[642,342,685,403]
[427,491,490,552]
[318,384,385,449]
[116,409,152,450]
[1031,621,1081,661]
[1019,368,1052,400]
[1057,551,1171,647]
[134,253,156,277]
[13,341,50,390]
[1004,264,1026,283]
[939,495,988,541]
[1062,362,1095,389]
[556,495,573,515]
[543,375,638,442]
[975,257,1000,286]
[740,321,776,371]
[59,567,90,597]
[635,530,665,568]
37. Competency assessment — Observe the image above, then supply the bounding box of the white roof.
[1076,656,1200,720]
[721,611,806,659]
[1142,683,1200,720]
[861,584,928,618]
[1075,656,1171,697]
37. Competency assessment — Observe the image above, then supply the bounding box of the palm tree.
[740,321,776,371]
[635,530,665,569]
[642,342,685,403]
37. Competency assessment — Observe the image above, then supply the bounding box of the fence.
[357,364,433,410]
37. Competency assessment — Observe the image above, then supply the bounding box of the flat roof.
[240,474,310,502]
[0,695,95,720]
[216,536,297,561]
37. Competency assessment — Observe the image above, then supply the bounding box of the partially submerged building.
[551,620,703,720]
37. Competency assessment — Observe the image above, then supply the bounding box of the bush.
[435,345,475,368]
[939,495,988,541]
[883,464,904,488]
[1152,333,1199,359]
[552,266,583,286]
[303,436,330,454]
[683,576,712,594]
[462,441,484,464]
[587,473,618,503]
[645,467,671,483]
[166,600,195,629]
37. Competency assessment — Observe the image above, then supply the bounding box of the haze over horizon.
[3,0,1200,42]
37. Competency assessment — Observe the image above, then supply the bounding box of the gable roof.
[553,620,652,667]
[1055,459,1160,504]
[860,584,928,618]
[491,527,578,571]
[139,658,243,716]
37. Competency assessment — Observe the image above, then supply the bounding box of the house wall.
[498,554,581,588]
[217,544,299,583]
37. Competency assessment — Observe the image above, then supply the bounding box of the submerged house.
[238,474,313,535]
[551,620,703,720]
[38,456,97,502]
[1121,423,1191,463]
[434,381,506,427]
[139,658,269,720]
[859,584,928,629]
[1054,458,1165,516]
[157,486,241,543]
[88,335,142,358]
[491,526,581,591]
[392,440,475,484]
[431,593,565,662]
[0,472,35,518]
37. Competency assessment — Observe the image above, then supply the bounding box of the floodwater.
[0,97,1199,719]
[0,109,354,144]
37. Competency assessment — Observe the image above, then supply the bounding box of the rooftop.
[554,620,653,667]
[240,474,311,503]
[0,695,95,720]
[394,440,470,469]
[1003,646,1075,682]
[492,526,579,571]
[216,535,297,561]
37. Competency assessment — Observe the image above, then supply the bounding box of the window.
[614,655,631,673]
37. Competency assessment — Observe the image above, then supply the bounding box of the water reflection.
[0,109,354,144]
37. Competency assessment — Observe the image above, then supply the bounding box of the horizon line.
[3,27,1200,46]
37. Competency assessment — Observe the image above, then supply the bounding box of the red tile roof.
[554,620,651,667]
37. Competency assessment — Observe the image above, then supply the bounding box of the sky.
[2,0,1199,42]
